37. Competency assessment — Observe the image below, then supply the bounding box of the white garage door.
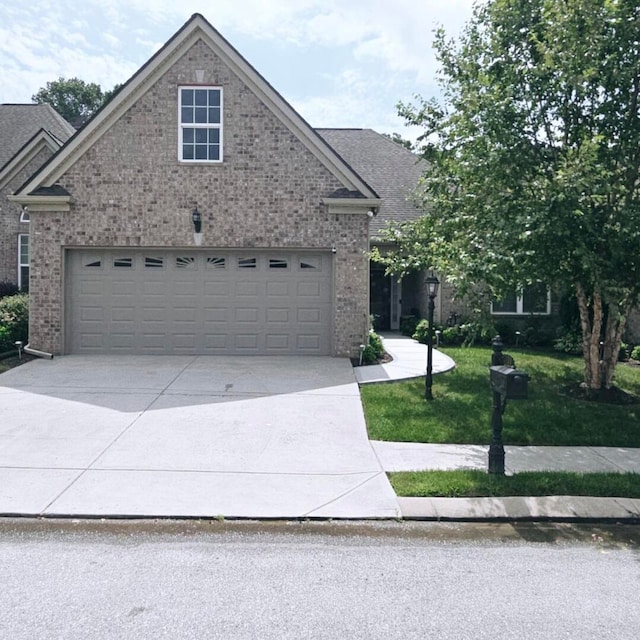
[66,249,333,355]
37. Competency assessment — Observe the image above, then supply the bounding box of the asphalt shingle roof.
[316,128,426,237]
[0,104,75,169]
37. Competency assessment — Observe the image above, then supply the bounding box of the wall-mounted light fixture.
[192,206,203,246]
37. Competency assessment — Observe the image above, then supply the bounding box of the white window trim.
[20,209,30,223]
[491,287,551,316]
[18,233,29,290]
[178,85,223,163]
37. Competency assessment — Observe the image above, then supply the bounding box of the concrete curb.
[398,496,640,522]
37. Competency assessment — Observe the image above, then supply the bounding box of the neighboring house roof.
[316,128,425,238]
[13,13,379,209]
[0,104,75,169]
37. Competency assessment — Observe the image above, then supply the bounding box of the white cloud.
[0,0,475,133]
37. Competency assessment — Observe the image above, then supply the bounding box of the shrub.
[553,328,582,355]
[361,331,384,364]
[412,319,431,344]
[632,345,640,361]
[619,342,629,362]
[400,315,420,337]
[442,326,464,345]
[0,281,19,299]
[0,293,29,352]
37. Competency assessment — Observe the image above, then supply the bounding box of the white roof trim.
[0,130,62,190]
[7,194,71,212]
[15,14,377,200]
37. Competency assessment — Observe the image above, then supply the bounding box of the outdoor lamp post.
[424,273,440,400]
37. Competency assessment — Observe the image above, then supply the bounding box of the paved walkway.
[366,334,640,521]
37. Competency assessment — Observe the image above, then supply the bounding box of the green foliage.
[32,77,120,126]
[0,293,28,352]
[382,132,414,151]
[415,320,494,347]
[390,470,640,498]
[619,342,629,362]
[632,346,640,361]
[361,331,384,365]
[554,328,583,355]
[377,0,640,389]
[400,315,420,337]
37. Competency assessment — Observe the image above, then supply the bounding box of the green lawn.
[361,347,640,447]
[390,470,640,498]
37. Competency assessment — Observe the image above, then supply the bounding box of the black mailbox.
[490,365,529,400]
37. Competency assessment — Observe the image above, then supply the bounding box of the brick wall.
[28,39,370,356]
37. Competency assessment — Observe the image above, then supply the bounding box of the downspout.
[24,344,54,359]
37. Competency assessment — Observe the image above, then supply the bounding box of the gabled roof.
[13,14,379,206]
[316,128,425,237]
[0,128,66,190]
[0,104,75,169]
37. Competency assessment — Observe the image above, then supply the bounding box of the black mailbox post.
[488,336,529,475]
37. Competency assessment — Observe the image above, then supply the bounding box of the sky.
[0,0,475,137]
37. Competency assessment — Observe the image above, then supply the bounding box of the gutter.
[24,343,54,359]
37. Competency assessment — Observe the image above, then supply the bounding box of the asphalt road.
[1,519,639,639]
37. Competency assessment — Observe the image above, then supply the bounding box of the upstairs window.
[179,87,222,162]
[491,283,550,315]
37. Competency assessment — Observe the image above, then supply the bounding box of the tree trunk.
[576,282,628,390]
[576,282,602,389]
[601,302,627,389]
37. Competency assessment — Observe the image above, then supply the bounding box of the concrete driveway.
[0,356,400,519]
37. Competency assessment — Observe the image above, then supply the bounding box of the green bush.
[361,331,384,364]
[553,328,582,355]
[619,342,629,362]
[632,345,640,361]
[442,326,464,345]
[0,293,29,352]
[400,315,420,337]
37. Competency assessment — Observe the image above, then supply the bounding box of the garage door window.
[238,257,256,269]
[114,257,133,268]
[206,256,226,269]
[269,258,289,270]
[176,256,197,269]
[300,256,320,270]
[144,257,164,269]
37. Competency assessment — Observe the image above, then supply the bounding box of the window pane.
[195,107,207,123]
[181,89,194,106]
[195,145,207,160]
[145,257,164,268]
[492,291,517,313]
[209,128,220,143]
[238,257,256,269]
[195,129,207,143]
[181,107,193,123]
[176,256,197,269]
[208,107,221,123]
[523,283,548,313]
[183,128,194,143]
[195,89,207,105]
[114,257,133,268]
[19,235,29,263]
[208,90,220,106]
[208,145,220,161]
[206,256,226,269]
[183,145,194,160]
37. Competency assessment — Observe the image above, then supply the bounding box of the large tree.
[32,77,121,127]
[373,0,640,392]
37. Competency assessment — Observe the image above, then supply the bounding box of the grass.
[361,346,640,447]
[390,470,640,498]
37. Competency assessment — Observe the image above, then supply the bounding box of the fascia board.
[0,131,61,190]
[322,197,382,215]
[7,194,72,211]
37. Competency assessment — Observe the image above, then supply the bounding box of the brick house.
[10,14,381,357]
[0,104,75,289]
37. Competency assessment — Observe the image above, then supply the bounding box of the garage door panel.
[67,250,332,355]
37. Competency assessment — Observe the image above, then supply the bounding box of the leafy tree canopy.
[32,77,122,127]
[373,0,640,390]
[382,132,414,151]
